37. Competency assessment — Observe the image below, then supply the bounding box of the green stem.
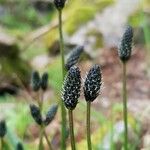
[58,9,67,150]
[87,102,92,150]
[38,90,44,150]
[1,138,4,150]
[122,62,128,150]
[68,110,76,150]
[38,90,53,150]
[44,131,53,150]
[110,106,114,150]
[39,125,44,150]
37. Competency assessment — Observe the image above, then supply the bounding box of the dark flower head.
[30,104,43,125]
[41,72,49,91]
[118,25,133,62]
[31,71,41,91]
[0,120,7,138]
[44,104,58,126]
[16,142,24,150]
[65,46,84,71]
[62,66,81,110]
[54,0,66,10]
[84,65,102,102]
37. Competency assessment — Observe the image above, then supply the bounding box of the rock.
[0,32,19,58]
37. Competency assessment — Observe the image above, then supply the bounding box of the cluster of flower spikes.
[30,104,58,126]
[31,71,49,92]
[62,64,102,109]
[118,25,133,62]
[30,71,58,126]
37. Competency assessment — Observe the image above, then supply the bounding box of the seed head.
[0,120,7,138]
[41,72,49,91]
[44,104,58,126]
[65,46,84,71]
[62,66,81,110]
[16,142,24,150]
[54,0,66,10]
[84,65,102,102]
[30,104,43,125]
[118,26,133,62]
[31,71,41,91]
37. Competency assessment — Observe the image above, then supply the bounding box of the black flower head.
[31,71,41,91]
[30,104,43,125]
[0,120,7,138]
[65,46,84,71]
[16,142,24,150]
[118,25,133,62]
[41,72,49,91]
[84,65,102,102]
[62,66,81,110]
[54,0,66,10]
[44,104,58,126]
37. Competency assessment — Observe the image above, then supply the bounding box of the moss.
[128,10,142,27]
[64,0,114,35]
[86,29,104,49]
[64,7,96,35]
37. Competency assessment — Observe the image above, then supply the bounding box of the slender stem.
[58,9,67,150]
[68,110,76,150]
[110,105,114,150]
[58,10,65,78]
[122,62,128,150]
[38,90,44,150]
[1,138,4,150]
[39,125,44,150]
[87,102,92,150]
[38,90,53,150]
[44,131,53,150]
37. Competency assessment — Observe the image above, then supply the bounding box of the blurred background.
[0,0,150,149]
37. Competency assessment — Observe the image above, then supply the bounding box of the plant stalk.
[39,125,44,150]
[68,110,76,150]
[44,131,53,150]
[58,9,67,150]
[38,90,53,150]
[110,105,114,150]
[1,138,4,150]
[87,101,92,150]
[38,90,44,150]
[122,62,128,150]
